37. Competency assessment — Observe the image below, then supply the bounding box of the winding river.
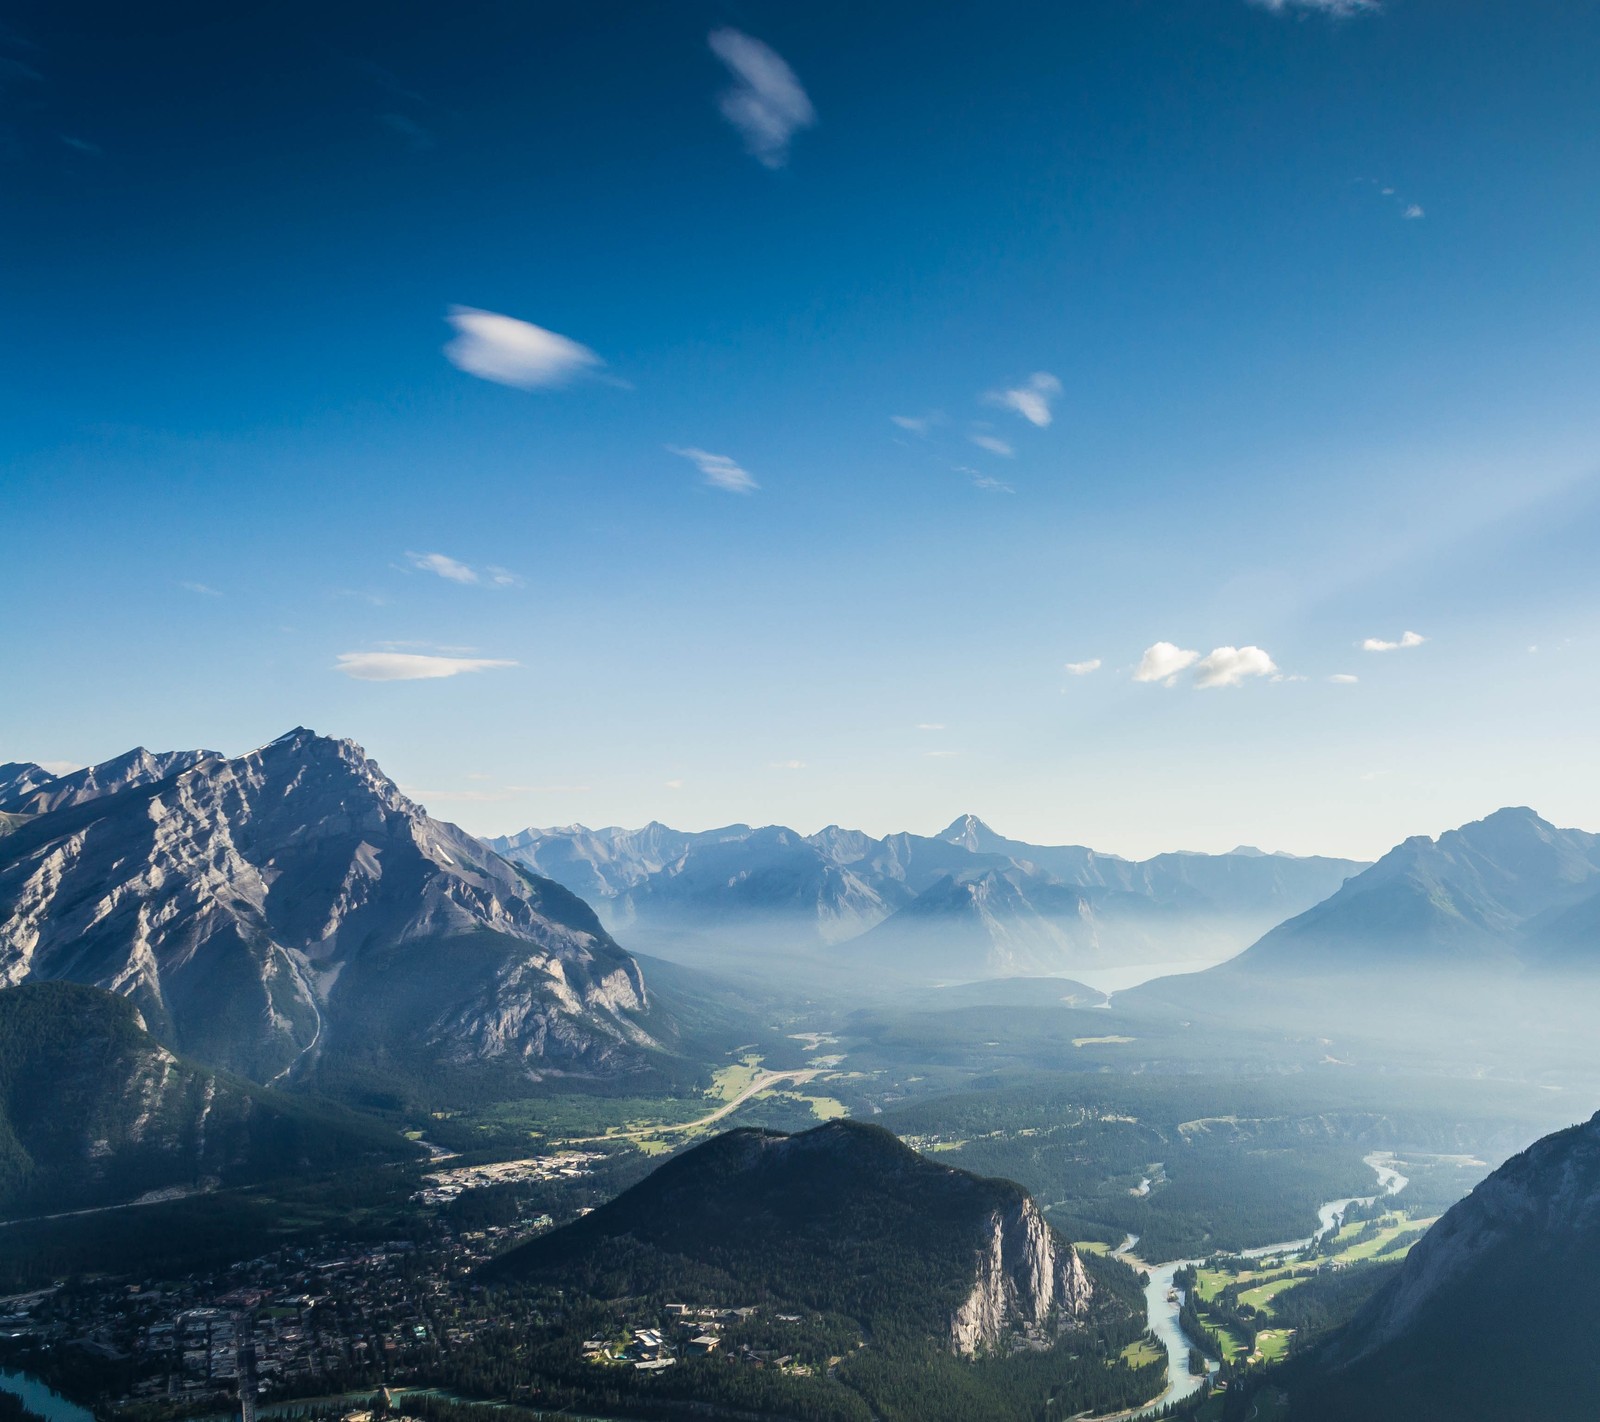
[1114,1152,1410,1417]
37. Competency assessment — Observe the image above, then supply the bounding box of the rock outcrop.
[950,1195,1093,1354]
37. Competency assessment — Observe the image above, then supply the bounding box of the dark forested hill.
[0,981,407,1219]
[477,1119,1158,1422]
[1285,1110,1600,1421]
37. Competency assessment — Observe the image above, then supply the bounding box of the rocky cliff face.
[949,1195,1092,1355]
[0,729,655,1083]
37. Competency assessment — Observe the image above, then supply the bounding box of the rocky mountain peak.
[0,730,656,1083]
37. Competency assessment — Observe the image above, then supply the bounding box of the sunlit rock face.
[0,728,653,1082]
[950,1195,1093,1355]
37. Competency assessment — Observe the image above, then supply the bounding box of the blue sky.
[3,0,1598,858]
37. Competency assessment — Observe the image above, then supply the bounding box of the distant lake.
[0,1371,95,1422]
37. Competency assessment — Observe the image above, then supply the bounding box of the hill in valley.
[491,814,1366,982]
[0,981,406,1219]
[483,1118,1158,1421]
[0,729,666,1090]
[1285,1109,1600,1421]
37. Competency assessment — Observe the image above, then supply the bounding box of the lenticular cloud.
[443,307,605,389]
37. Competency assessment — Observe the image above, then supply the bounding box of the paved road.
[568,1068,822,1144]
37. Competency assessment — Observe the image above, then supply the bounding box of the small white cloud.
[969,433,1015,457]
[38,760,82,775]
[1063,659,1102,676]
[916,723,947,731]
[444,306,604,389]
[1361,630,1426,652]
[665,778,685,790]
[335,652,518,681]
[708,28,816,169]
[1248,0,1379,15]
[987,372,1062,428]
[924,750,958,758]
[891,415,930,434]
[668,445,759,493]
[408,551,478,584]
[179,581,222,597]
[405,551,523,588]
[60,135,102,157]
[770,759,806,770]
[1134,642,1201,686]
[1194,646,1279,689]
[1402,203,1425,220]
[1329,673,1360,684]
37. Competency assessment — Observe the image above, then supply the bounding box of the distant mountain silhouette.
[491,814,1365,980]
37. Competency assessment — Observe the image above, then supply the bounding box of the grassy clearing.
[806,1095,849,1121]
[1255,1329,1292,1363]
[707,1055,766,1102]
[1121,1338,1164,1367]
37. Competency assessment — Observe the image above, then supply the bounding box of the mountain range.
[1289,1108,1600,1420]
[0,730,662,1088]
[490,815,1366,981]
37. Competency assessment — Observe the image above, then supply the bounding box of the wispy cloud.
[665,778,685,790]
[987,372,1062,428]
[444,306,606,389]
[179,581,222,597]
[1247,0,1380,16]
[334,588,390,607]
[1402,203,1425,220]
[1134,642,1201,686]
[335,652,517,681]
[955,466,1014,494]
[668,446,759,493]
[891,414,935,435]
[924,750,959,759]
[1063,659,1102,676]
[708,29,816,168]
[60,135,101,157]
[916,723,947,731]
[969,433,1015,458]
[404,551,525,588]
[770,758,806,770]
[1361,630,1426,652]
[38,760,81,776]
[0,56,43,86]
[1193,645,1278,689]
[1329,673,1360,684]
[408,551,476,584]
[380,113,435,152]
